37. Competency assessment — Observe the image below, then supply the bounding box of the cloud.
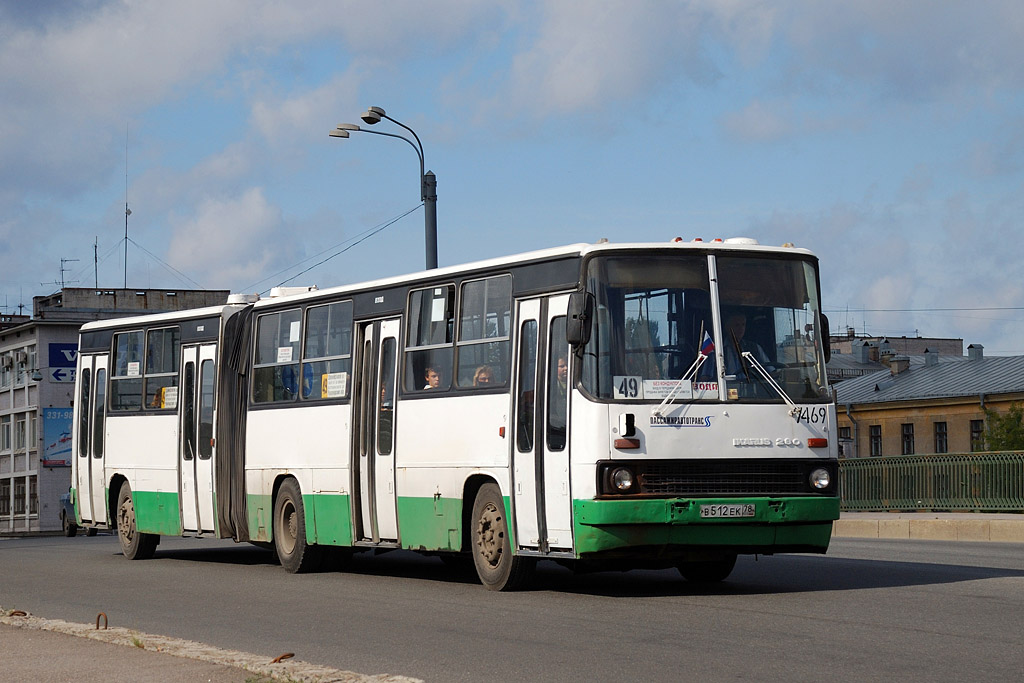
[720,99,793,142]
[165,188,287,289]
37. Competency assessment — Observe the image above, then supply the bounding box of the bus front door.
[179,343,218,534]
[512,295,573,554]
[353,318,399,544]
[74,354,108,524]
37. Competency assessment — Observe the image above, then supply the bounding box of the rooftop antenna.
[94,236,99,289]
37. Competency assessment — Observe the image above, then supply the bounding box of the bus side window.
[516,320,538,452]
[404,285,454,392]
[546,317,568,451]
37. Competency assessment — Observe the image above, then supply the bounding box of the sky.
[1,1,1023,353]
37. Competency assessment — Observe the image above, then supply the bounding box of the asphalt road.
[2,534,1022,682]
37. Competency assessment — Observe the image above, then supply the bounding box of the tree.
[983,403,1024,451]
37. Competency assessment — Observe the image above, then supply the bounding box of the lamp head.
[329,129,350,138]
[361,106,385,125]
[336,123,361,131]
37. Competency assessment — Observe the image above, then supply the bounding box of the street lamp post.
[330,107,438,270]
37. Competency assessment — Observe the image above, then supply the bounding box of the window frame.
[454,274,512,390]
[251,308,303,405]
[403,284,456,394]
[300,300,354,402]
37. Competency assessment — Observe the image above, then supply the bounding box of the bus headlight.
[809,468,831,490]
[610,467,634,492]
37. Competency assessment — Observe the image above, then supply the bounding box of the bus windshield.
[579,252,829,403]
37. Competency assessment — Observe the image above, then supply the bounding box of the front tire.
[678,554,737,583]
[116,481,158,560]
[471,483,534,591]
[273,478,323,573]
[61,511,78,537]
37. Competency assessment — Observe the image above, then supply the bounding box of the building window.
[0,478,9,515]
[869,425,882,456]
[934,422,948,454]
[13,476,25,515]
[0,354,11,388]
[901,423,914,455]
[838,426,851,457]
[0,416,10,451]
[14,416,26,451]
[970,419,985,451]
[29,475,37,515]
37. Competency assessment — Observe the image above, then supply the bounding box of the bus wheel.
[471,483,534,591]
[273,478,323,573]
[61,511,78,537]
[116,481,157,560]
[677,554,737,583]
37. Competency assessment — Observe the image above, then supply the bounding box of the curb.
[833,514,1024,543]
[0,611,421,683]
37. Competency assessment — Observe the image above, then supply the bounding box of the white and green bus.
[70,239,839,589]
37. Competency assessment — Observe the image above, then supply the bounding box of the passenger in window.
[548,355,568,449]
[556,356,568,392]
[423,367,442,390]
[473,365,494,387]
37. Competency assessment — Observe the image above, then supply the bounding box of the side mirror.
[566,291,594,347]
[820,313,831,362]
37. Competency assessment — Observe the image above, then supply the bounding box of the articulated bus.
[70,239,839,589]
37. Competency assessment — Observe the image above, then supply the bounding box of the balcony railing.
[839,452,1024,511]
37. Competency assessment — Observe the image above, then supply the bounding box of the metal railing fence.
[839,452,1024,511]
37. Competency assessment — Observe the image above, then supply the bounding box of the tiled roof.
[835,355,1024,405]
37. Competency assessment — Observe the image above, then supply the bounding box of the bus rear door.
[74,354,108,525]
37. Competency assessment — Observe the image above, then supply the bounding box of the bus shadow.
[540,554,1024,598]
[145,544,1024,596]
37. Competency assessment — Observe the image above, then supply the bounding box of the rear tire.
[678,554,737,583]
[273,478,323,573]
[61,512,78,537]
[116,481,158,560]
[471,483,534,591]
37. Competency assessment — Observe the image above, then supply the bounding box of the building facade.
[836,345,1024,458]
[0,288,228,534]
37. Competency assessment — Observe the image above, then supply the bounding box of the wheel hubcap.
[279,499,297,554]
[118,497,135,544]
[476,501,503,567]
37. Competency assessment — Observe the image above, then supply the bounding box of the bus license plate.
[700,504,755,518]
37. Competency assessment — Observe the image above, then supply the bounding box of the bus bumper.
[572,496,840,559]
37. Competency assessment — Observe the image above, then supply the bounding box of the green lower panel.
[247,493,272,543]
[307,493,353,546]
[573,496,840,557]
[133,490,182,535]
[397,496,463,551]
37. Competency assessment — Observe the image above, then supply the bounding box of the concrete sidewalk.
[833,511,1024,543]
[0,613,420,683]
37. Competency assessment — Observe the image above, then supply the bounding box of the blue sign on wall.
[42,408,73,467]
[49,343,78,368]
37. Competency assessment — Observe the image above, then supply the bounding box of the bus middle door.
[352,318,399,545]
[179,343,218,534]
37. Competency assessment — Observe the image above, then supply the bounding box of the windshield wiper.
[741,351,799,415]
[651,352,710,418]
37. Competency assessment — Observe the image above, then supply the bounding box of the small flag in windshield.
[700,331,715,356]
